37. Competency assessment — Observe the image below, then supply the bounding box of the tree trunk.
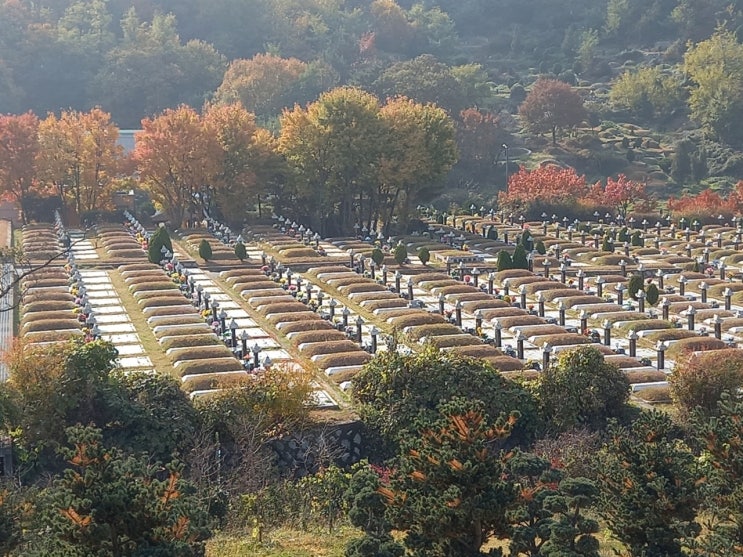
[552,125,557,145]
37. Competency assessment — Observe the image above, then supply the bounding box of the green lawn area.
[206,525,360,557]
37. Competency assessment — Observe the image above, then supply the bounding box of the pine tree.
[627,274,644,300]
[234,241,247,261]
[417,247,430,265]
[199,239,212,262]
[512,244,529,270]
[645,283,659,306]
[394,242,407,266]
[371,248,385,266]
[497,250,514,271]
[148,226,173,263]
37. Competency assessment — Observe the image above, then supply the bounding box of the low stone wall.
[270,420,366,476]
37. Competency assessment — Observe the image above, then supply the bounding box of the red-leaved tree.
[588,174,650,218]
[519,79,586,145]
[499,165,588,212]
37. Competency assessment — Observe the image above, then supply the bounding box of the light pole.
[502,143,509,187]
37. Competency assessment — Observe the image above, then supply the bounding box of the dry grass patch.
[266,312,321,326]
[666,337,727,358]
[462,300,511,312]
[641,330,700,346]
[600,312,653,326]
[256,302,308,315]
[21,278,68,290]
[625,370,668,383]
[109,248,146,258]
[242,289,290,301]
[508,276,552,287]
[446,293,493,303]
[160,334,220,350]
[513,324,569,337]
[408,323,464,340]
[231,279,278,291]
[292,330,348,344]
[538,288,585,302]
[182,371,249,392]
[363,299,408,311]
[176,358,246,377]
[429,335,483,348]
[302,340,361,357]
[154,324,212,339]
[279,247,319,258]
[561,295,606,309]
[278,320,335,334]
[314,351,373,370]
[389,313,446,328]
[481,355,526,371]
[530,334,591,347]
[418,279,460,290]
[148,315,204,327]
[21,319,80,333]
[129,281,178,293]
[168,345,235,362]
[135,291,184,302]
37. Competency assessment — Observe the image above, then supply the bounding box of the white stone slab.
[115,344,145,355]
[261,348,291,361]
[249,337,280,349]
[80,277,112,285]
[89,305,126,314]
[94,314,130,324]
[86,290,119,298]
[101,333,140,344]
[238,327,271,338]
[118,356,153,368]
[79,270,109,278]
[98,323,136,333]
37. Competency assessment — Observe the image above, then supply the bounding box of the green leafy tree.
[535,240,546,255]
[393,242,408,266]
[512,244,529,270]
[610,66,683,119]
[352,346,539,453]
[601,235,614,252]
[148,226,173,264]
[26,425,210,556]
[417,246,430,265]
[385,397,519,556]
[497,250,514,271]
[630,230,643,247]
[627,273,644,300]
[234,241,247,261]
[645,283,659,306]
[506,452,600,557]
[198,239,212,262]
[688,393,743,554]
[536,346,630,432]
[371,247,385,266]
[344,464,405,557]
[596,411,701,556]
[684,28,743,144]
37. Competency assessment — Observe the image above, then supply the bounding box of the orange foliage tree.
[134,105,221,227]
[0,112,39,224]
[667,183,743,222]
[36,108,123,215]
[499,165,588,214]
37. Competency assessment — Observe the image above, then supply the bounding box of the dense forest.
[3,0,743,227]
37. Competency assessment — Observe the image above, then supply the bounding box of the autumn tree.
[26,425,210,556]
[0,112,39,224]
[454,108,508,186]
[667,189,733,222]
[587,174,649,218]
[134,105,221,227]
[519,79,586,145]
[214,54,308,117]
[384,398,519,555]
[36,107,123,215]
[498,165,588,215]
[378,96,457,233]
[279,87,384,235]
[609,66,683,120]
[684,27,743,145]
[596,411,701,556]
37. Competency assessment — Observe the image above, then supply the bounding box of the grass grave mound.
[314,351,373,370]
[408,323,466,341]
[25,330,84,343]
[160,334,221,350]
[529,333,591,347]
[22,310,78,323]
[388,313,446,328]
[665,337,727,359]
[176,358,246,378]
[302,340,362,357]
[182,371,249,392]
[154,325,212,339]
[625,370,668,384]
[148,315,205,328]
[292,329,348,344]
[364,299,409,311]
[428,335,484,348]
[256,301,309,315]
[24,300,76,313]
[139,296,188,308]
[168,345,236,362]
[21,319,81,333]
[278,320,336,334]
[633,386,671,403]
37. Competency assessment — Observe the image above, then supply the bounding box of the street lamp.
[502,143,509,186]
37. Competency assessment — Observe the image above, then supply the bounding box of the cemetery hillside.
[4,1,743,556]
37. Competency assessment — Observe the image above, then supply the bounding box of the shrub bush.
[148,227,172,264]
[394,242,408,265]
[670,349,743,417]
[198,239,213,261]
[234,242,247,261]
[417,247,430,265]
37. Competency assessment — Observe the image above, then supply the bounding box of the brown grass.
[496,270,534,281]
[429,335,483,348]
[292,330,348,344]
[109,249,146,258]
[265,312,321,325]
[539,288,585,302]
[220,269,265,280]
[232,280,278,291]
[168,345,236,362]
[641,330,701,345]
[119,263,160,273]
[256,302,308,316]
[143,305,199,318]
[411,272,451,284]
[339,283,386,295]
[154,324,213,339]
[514,324,569,337]
[482,355,526,371]
[160,334,221,350]
[314,352,373,370]
[364,299,409,311]
[605,355,647,368]
[302,340,362,357]
[530,334,591,347]
[407,323,465,340]
[279,248,319,258]
[418,279,460,290]
[176,358,246,377]
[23,292,75,305]
[21,278,68,289]
[388,313,446,328]
[625,370,668,383]
[351,292,400,302]
[508,276,551,287]
[148,315,205,327]
[21,319,80,333]
[494,315,544,328]
[433,285,479,296]
[278,320,335,334]
[242,289,292,300]
[561,296,607,309]
[137,294,187,307]
[181,371,250,392]
[617,320,673,334]
[666,337,728,358]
